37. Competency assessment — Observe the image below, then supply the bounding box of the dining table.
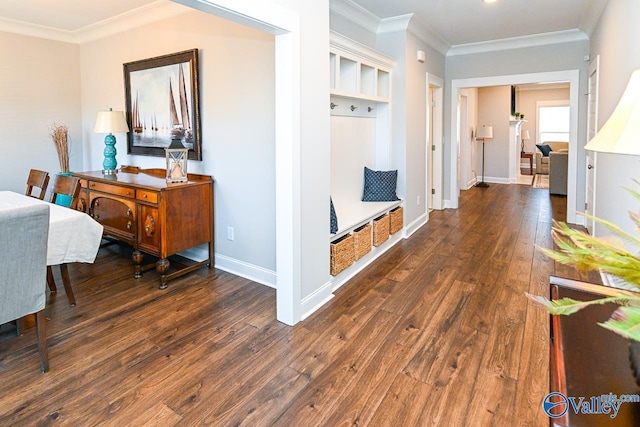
[0,190,103,272]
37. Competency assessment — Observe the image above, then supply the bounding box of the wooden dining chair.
[49,174,81,209]
[25,169,50,200]
[47,174,82,305]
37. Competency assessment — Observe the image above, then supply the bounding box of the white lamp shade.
[584,69,640,155]
[476,125,493,139]
[522,130,530,140]
[94,110,130,134]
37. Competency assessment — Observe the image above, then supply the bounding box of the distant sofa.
[535,141,568,175]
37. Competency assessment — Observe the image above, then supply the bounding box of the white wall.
[0,32,82,192]
[477,86,511,181]
[375,26,446,228]
[589,0,640,239]
[445,40,589,211]
[80,11,278,276]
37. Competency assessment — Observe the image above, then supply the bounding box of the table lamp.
[94,108,130,175]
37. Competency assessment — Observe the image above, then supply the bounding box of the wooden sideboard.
[549,276,640,426]
[73,168,213,289]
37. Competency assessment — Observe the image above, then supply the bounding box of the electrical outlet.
[227,226,234,241]
[417,195,421,206]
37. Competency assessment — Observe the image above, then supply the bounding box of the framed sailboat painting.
[123,49,202,160]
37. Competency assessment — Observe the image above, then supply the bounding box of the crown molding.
[330,30,395,69]
[579,0,608,38]
[447,29,589,57]
[0,16,76,43]
[0,0,191,44]
[329,0,379,34]
[376,13,451,56]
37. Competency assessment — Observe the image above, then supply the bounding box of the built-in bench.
[330,198,402,242]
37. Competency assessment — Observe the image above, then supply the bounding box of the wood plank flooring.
[0,184,598,426]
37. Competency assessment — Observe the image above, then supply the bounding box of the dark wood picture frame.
[123,49,201,160]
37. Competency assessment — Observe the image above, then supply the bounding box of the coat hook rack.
[350,105,358,111]
[330,102,338,110]
[368,106,375,112]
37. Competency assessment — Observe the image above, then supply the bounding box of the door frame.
[427,73,444,211]
[449,70,582,225]
[586,55,600,235]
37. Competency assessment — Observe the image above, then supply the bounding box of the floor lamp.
[476,125,493,187]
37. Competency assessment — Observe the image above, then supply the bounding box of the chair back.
[25,169,50,200]
[49,174,81,210]
[0,203,49,325]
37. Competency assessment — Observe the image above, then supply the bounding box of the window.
[538,102,570,143]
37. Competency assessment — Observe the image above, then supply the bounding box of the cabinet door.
[138,205,161,255]
[90,195,136,244]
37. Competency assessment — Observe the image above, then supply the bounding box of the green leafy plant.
[526,183,640,341]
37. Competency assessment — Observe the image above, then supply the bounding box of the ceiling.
[0,0,607,48]
[347,0,607,46]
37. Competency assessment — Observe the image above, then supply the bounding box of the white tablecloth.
[0,191,103,265]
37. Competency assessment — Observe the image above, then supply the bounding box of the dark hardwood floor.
[0,184,597,426]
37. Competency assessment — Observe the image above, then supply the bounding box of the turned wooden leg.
[156,258,170,289]
[59,264,76,306]
[132,250,144,279]
[35,310,49,373]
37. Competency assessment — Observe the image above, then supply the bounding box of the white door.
[586,56,599,235]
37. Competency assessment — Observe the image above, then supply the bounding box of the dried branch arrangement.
[50,123,70,173]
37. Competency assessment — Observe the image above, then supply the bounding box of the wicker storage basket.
[373,213,390,246]
[330,234,355,275]
[353,223,372,260]
[389,206,403,234]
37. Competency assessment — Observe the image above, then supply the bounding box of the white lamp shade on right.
[522,130,531,140]
[476,125,493,140]
[584,69,640,156]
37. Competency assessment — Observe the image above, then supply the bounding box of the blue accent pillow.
[330,197,338,234]
[536,144,552,157]
[362,167,400,202]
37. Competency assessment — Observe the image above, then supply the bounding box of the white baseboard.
[484,176,511,184]
[405,213,427,238]
[301,280,334,321]
[214,253,277,289]
[178,245,277,289]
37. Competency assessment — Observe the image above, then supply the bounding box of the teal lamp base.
[102,133,117,175]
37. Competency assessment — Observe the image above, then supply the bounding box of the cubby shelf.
[329,31,393,103]
[329,31,401,293]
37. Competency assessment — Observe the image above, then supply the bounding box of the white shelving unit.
[329,31,401,291]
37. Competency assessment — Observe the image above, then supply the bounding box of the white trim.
[329,0,379,34]
[329,31,396,70]
[447,29,588,57]
[450,70,581,225]
[404,213,427,238]
[214,254,277,289]
[301,280,334,321]
[329,0,450,57]
[175,0,302,325]
[429,74,444,211]
[0,1,191,44]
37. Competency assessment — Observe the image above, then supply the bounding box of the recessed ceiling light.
[484,0,498,3]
